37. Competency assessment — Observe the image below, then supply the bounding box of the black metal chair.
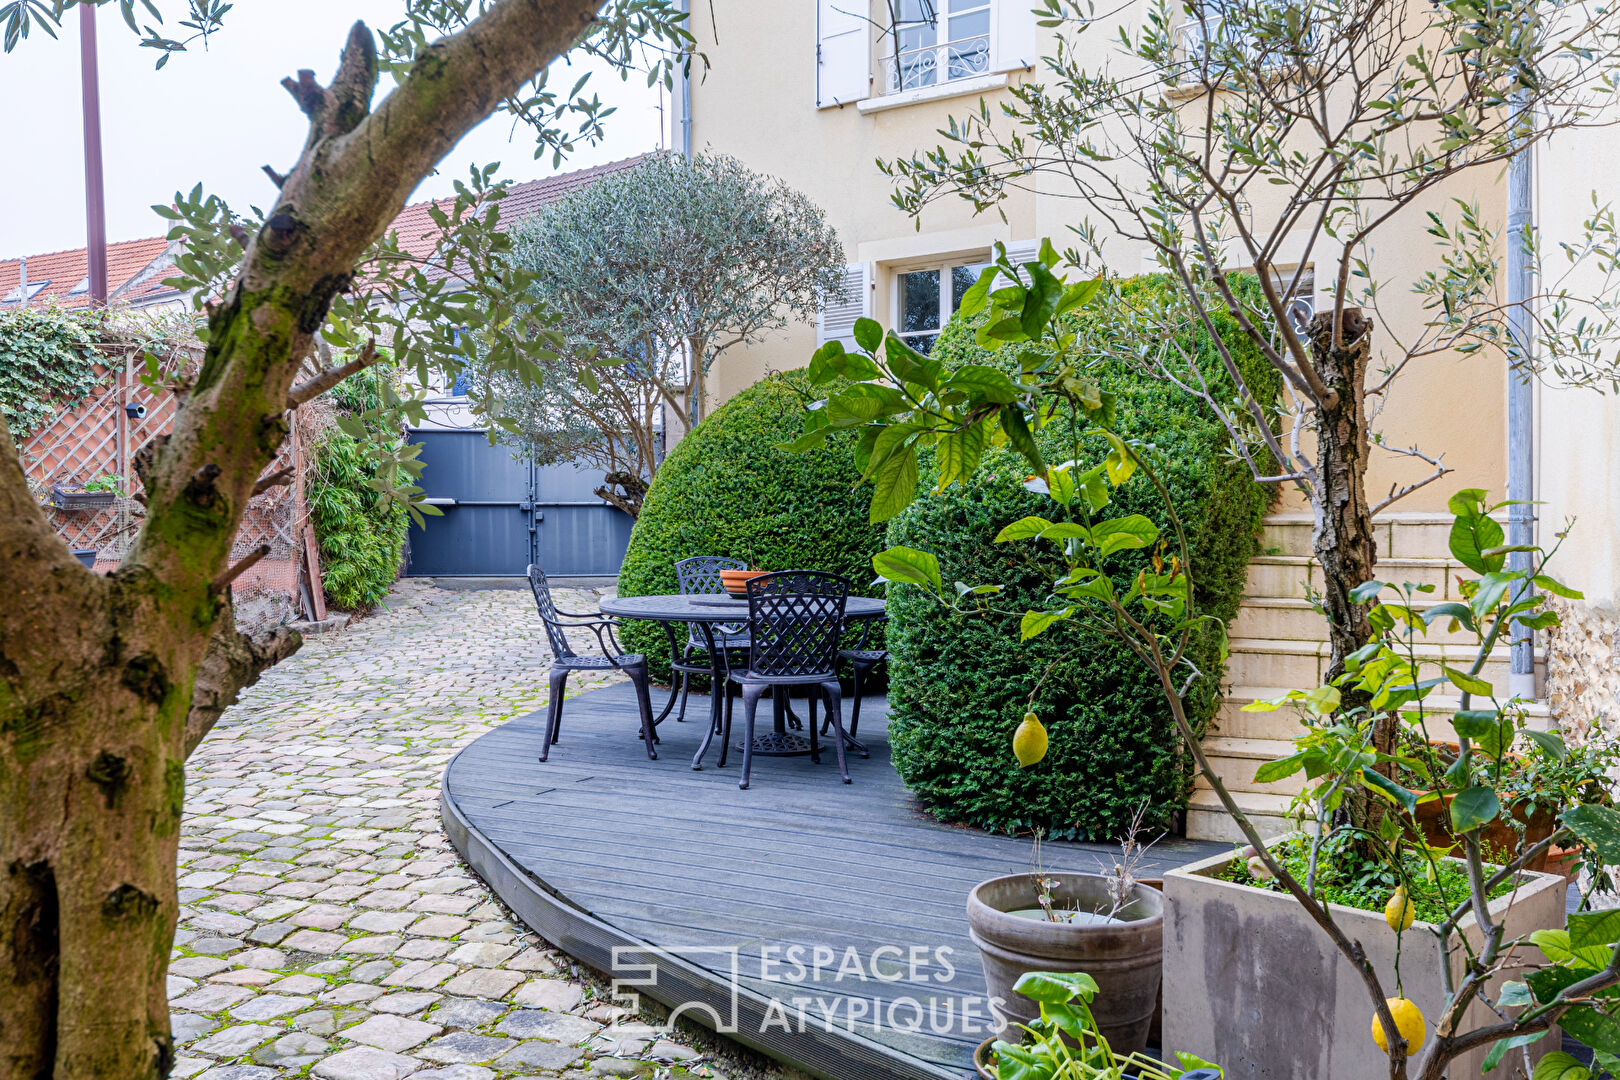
[723,571,852,790]
[527,565,658,763]
[821,613,887,757]
[668,556,753,726]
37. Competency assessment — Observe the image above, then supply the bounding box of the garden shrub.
[884,275,1280,840]
[617,369,885,683]
[307,367,409,612]
[0,306,100,442]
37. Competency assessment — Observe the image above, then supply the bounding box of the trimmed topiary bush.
[617,369,886,683]
[884,275,1280,841]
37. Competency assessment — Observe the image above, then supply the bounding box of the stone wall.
[1545,597,1620,744]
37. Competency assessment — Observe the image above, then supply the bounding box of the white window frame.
[879,0,995,97]
[890,256,994,353]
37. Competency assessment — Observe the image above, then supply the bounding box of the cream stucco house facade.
[670,2,1620,836]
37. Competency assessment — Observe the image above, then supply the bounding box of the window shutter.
[991,0,1039,73]
[817,263,873,347]
[816,0,870,107]
[1002,239,1042,284]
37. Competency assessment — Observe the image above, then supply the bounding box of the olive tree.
[482,152,843,496]
[0,2,692,1076]
[882,0,1620,685]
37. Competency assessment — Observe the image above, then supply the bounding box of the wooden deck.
[440,680,1226,1080]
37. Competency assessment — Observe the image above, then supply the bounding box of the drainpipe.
[80,2,109,305]
[1506,95,1537,701]
[678,0,693,161]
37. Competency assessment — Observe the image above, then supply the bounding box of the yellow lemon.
[1013,713,1048,768]
[1385,887,1415,932]
[1371,998,1426,1054]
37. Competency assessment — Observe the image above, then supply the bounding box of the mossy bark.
[0,4,604,1077]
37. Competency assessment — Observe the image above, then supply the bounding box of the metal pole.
[80,3,109,305]
[1506,94,1537,700]
[678,0,693,161]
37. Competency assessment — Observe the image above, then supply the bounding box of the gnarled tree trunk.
[0,5,603,1077]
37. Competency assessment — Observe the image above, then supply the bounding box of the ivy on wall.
[0,307,102,442]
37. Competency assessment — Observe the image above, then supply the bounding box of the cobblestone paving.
[170,580,730,1080]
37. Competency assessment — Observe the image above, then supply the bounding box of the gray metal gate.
[404,429,632,578]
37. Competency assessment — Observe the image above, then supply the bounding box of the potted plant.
[968,869,1163,1052]
[718,567,770,597]
[973,970,1220,1080]
[51,473,122,510]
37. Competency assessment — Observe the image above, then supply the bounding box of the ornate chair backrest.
[527,564,576,659]
[744,571,850,679]
[675,555,748,643]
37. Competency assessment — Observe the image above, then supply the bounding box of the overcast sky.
[0,2,667,258]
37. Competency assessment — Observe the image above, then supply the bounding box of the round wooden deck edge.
[438,740,964,1080]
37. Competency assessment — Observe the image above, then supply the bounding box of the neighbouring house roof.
[0,153,651,310]
[0,236,184,310]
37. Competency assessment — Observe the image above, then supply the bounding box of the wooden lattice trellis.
[21,355,326,629]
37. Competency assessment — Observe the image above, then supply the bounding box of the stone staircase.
[1186,512,1549,843]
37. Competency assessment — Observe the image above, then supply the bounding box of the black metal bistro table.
[598,592,886,770]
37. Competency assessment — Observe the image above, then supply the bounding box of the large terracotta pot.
[966,872,1163,1054]
[1411,794,1556,871]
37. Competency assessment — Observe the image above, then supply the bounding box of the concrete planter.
[1162,840,1568,1078]
[967,872,1163,1053]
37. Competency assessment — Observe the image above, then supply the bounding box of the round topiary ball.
[616,369,885,683]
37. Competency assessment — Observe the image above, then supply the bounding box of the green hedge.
[617,369,886,683]
[885,276,1279,840]
[307,368,409,613]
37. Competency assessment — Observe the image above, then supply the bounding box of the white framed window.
[881,0,993,95]
[893,258,993,354]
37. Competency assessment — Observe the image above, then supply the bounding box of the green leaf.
[852,317,883,353]
[1020,262,1064,340]
[944,364,1022,404]
[884,333,943,390]
[1451,709,1501,740]
[1450,785,1500,832]
[1254,753,1307,784]
[957,266,996,318]
[998,405,1045,476]
[1497,981,1534,1008]
[1091,515,1159,558]
[1038,522,1092,542]
[995,516,1055,543]
[869,445,919,523]
[1563,803,1620,862]
[1350,579,1387,603]
[1421,602,1476,632]
[1530,1051,1591,1080]
[1535,574,1585,600]
[871,546,943,595]
[1560,1008,1620,1056]
[1450,510,1506,574]
[1361,767,1419,814]
[1523,729,1568,761]
[936,423,987,491]
[1037,237,1060,268]
[1011,970,1098,1005]
[1482,1030,1547,1073]
[1569,910,1620,951]
[1020,607,1074,641]
[1444,666,1494,697]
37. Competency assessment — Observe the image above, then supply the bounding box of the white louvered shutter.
[816,0,870,107]
[817,263,873,347]
[991,0,1039,73]
[1002,239,1042,284]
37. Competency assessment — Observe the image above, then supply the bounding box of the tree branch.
[286,340,378,408]
[184,608,301,757]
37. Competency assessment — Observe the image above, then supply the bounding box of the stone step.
[1229,596,1478,645]
[1224,637,1539,692]
[1211,685,1552,743]
[1185,789,1297,842]
[1260,511,1505,560]
[1243,556,1460,601]
[1195,736,1303,796]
